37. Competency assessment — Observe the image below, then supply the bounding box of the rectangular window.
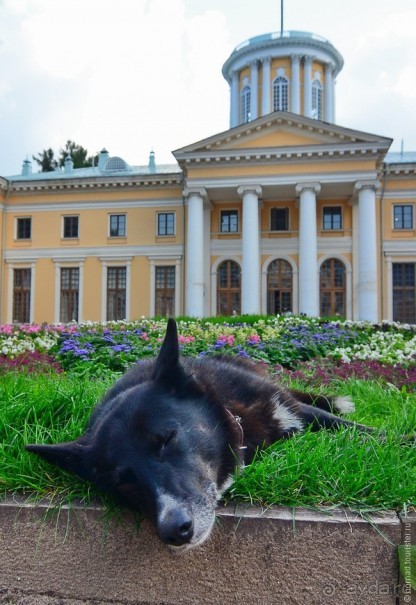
[16,217,31,240]
[393,263,416,324]
[270,207,289,231]
[13,268,31,323]
[393,205,413,230]
[63,216,79,238]
[155,266,175,317]
[60,268,79,323]
[323,207,342,230]
[109,214,126,237]
[220,210,238,233]
[107,267,127,321]
[157,212,175,236]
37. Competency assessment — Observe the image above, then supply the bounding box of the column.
[250,61,259,120]
[296,183,321,316]
[303,55,313,118]
[355,181,380,322]
[230,70,239,128]
[324,63,334,122]
[261,57,271,116]
[291,54,301,114]
[185,188,206,317]
[238,185,262,314]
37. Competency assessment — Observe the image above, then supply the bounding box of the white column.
[250,61,259,120]
[230,70,239,128]
[185,188,207,317]
[324,63,334,122]
[296,183,321,316]
[303,55,313,118]
[261,57,271,116]
[355,181,380,322]
[238,185,262,314]
[291,54,301,114]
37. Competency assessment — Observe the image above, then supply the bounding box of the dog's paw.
[333,395,355,415]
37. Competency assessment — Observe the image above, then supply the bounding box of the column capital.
[183,187,208,202]
[354,179,381,194]
[237,185,262,199]
[262,56,272,66]
[295,182,321,196]
[291,53,302,62]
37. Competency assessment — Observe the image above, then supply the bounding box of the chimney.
[21,158,32,176]
[98,148,109,171]
[64,154,74,174]
[149,150,156,173]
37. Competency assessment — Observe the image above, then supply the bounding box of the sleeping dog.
[27,318,370,552]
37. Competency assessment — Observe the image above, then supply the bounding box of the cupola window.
[311,79,323,119]
[273,76,289,111]
[241,85,251,123]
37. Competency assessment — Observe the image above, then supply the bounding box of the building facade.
[0,31,415,324]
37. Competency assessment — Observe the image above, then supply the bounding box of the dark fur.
[26,319,371,551]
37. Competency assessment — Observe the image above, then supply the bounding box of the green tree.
[58,140,97,169]
[32,141,99,172]
[32,148,58,172]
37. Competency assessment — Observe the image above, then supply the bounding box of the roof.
[385,151,416,164]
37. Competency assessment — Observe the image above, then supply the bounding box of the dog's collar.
[226,409,247,450]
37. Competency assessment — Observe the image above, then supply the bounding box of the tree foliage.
[33,140,98,172]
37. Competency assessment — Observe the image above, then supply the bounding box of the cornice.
[5,198,182,214]
[8,173,183,194]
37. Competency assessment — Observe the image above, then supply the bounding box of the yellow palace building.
[0,30,415,324]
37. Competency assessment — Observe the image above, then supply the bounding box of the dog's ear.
[153,318,180,384]
[152,319,200,394]
[25,441,95,483]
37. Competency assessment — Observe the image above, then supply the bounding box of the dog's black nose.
[158,512,194,546]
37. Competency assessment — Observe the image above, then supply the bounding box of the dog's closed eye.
[158,429,178,460]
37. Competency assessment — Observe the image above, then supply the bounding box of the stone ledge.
[0,499,412,605]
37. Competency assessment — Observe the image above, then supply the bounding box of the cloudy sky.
[0,0,415,176]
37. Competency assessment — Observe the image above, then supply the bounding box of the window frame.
[241,85,251,124]
[273,76,289,112]
[60,267,80,323]
[109,213,127,238]
[393,204,413,230]
[16,217,32,240]
[220,210,239,234]
[322,206,343,231]
[270,207,289,231]
[106,266,127,321]
[62,215,79,239]
[157,212,175,236]
[12,267,31,323]
[312,79,323,120]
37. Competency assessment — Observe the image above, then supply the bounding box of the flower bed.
[0,317,415,388]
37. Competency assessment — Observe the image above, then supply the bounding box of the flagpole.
[280,0,284,34]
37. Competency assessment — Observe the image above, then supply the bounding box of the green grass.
[1,373,415,514]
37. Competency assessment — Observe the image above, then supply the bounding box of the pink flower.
[178,335,195,344]
[247,334,261,344]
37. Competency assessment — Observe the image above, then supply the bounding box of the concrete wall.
[0,499,413,605]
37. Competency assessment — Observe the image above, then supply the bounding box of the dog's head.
[26,319,238,552]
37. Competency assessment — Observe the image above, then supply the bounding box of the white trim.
[148,257,182,317]
[100,258,132,322]
[53,261,84,323]
[6,261,36,323]
[4,244,183,261]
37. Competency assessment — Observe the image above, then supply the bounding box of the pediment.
[173,111,392,160]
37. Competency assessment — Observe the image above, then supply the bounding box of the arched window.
[217,260,241,316]
[267,259,292,314]
[273,76,289,112]
[241,86,251,124]
[312,79,323,119]
[320,259,346,317]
